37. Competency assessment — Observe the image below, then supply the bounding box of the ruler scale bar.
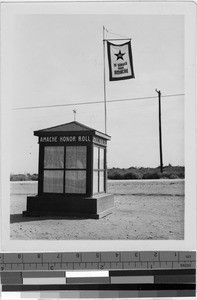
[1,251,195,263]
[0,261,195,271]
[0,251,195,298]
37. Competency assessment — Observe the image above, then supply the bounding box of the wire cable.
[12,93,184,111]
[104,27,131,40]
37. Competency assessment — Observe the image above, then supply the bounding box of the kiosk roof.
[34,121,111,140]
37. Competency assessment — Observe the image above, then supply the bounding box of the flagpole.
[103,26,107,134]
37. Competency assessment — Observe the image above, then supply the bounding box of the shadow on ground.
[10,214,87,224]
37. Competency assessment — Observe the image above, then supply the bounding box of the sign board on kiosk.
[23,121,114,219]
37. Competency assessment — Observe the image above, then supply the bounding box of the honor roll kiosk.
[23,121,114,219]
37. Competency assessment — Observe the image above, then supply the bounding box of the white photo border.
[1,1,196,252]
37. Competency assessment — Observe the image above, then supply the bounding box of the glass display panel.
[65,171,86,194]
[99,171,105,192]
[44,146,64,169]
[93,171,99,194]
[93,146,99,170]
[99,148,105,170]
[43,170,64,193]
[66,146,87,169]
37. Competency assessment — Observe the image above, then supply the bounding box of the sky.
[5,11,184,173]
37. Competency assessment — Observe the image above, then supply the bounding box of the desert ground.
[10,180,184,240]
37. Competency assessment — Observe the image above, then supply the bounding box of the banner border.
[107,41,135,81]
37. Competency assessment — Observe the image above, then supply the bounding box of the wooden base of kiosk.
[23,194,114,219]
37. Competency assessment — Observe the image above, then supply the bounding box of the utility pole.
[156,89,163,173]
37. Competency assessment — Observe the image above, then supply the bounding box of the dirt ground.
[10,180,184,240]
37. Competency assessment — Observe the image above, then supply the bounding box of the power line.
[12,93,184,111]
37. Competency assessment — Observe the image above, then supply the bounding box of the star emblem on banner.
[115,50,125,60]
